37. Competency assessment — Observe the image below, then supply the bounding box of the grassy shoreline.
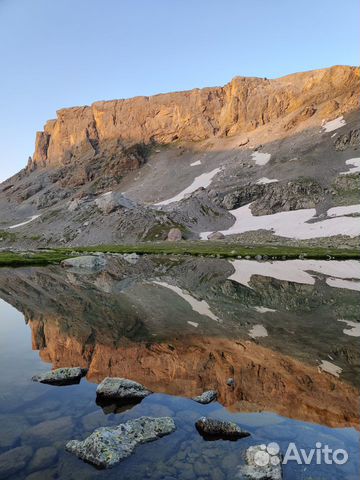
[0,242,359,267]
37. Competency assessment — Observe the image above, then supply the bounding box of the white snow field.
[154,168,221,206]
[256,177,278,184]
[251,151,271,165]
[8,215,41,229]
[340,158,360,175]
[228,259,360,291]
[322,116,346,132]
[201,203,360,240]
[152,281,219,322]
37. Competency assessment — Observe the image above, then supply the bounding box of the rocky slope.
[0,65,359,247]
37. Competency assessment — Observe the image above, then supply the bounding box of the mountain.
[0,65,359,248]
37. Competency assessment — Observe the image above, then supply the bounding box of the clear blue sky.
[0,0,359,181]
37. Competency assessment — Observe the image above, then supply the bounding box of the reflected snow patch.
[249,324,268,338]
[338,319,360,337]
[322,116,346,132]
[251,152,271,165]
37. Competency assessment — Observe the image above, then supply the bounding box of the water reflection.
[0,256,359,479]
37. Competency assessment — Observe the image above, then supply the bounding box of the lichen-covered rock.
[241,444,283,479]
[195,417,250,440]
[96,377,152,401]
[167,228,182,241]
[32,367,88,386]
[192,390,218,404]
[61,255,107,270]
[65,416,176,468]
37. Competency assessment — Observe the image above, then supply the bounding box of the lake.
[0,255,359,479]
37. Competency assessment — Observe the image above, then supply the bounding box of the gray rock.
[227,377,235,387]
[61,255,107,270]
[195,417,250,440]
[0,446,33,479]
[123,252,140,264]
[95,192,135,214]
[167,228,182,241]
[96,377,152,401]
[65,416,176,468]
[241,444,283,479]
[28,446,58,472]
[207,231,225,240]
[192,390,217,404]
[255,255,262,261]
[32,367,87,386]
[22,416,73,447]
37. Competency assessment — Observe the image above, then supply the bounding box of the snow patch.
[187,321,199,328]
[228,259,360,289]
[152,281,220,322]
[322,116,346,132]
[326,278,360,292]
[256,177,278,185]
[200,203,360,240]
[319,360,342,377]
[190,160,201,167]
[8,215,41,229]
[338,319,360,337]
[154,168,221,206]
[340,158,360,175]
[254,306,277,313]
[251,152,271,165]
[249,324,268,338]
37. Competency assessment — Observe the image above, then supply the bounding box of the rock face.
[31,66,359,169]
[195,417,250,440]
[192,390,218,404]
[242,444,283,480]
[96,377,152,401]
[65,416,176,468]
[32,367,88,385]
[95,191,135,214]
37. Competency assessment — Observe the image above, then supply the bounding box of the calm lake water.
[0,255,359,479]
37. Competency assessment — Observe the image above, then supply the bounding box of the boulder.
[21,416,73,447]
[61,255,107,270]
[65,416,176,468]
[96,377,152,401]
[192,390,218,404]
[0,446,33,479]
[32,367,88,386]
[167,228,182,241]
[227,377,235,387]
[28,446,58,472]
[95,192,135,214]
[195,417,250,440]
[241,444,283,479]
[207,231,225,240]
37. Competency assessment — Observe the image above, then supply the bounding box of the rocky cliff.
[31,66,359,168]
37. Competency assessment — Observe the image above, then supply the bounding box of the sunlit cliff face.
[0,258,359,429]
[23,314,358,429]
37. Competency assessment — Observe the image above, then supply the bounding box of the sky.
[0,0,359,181]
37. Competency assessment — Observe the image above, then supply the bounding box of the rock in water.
[195,417,250,440]
[65,416,176,468]
[32,367,88,386]
[0,446,33,479]
[167,228,182,241]
[241,444,283,479]
[61,255,107,270]
[207,231,225,240]
[96,377,152,401]
[192,390,218,404]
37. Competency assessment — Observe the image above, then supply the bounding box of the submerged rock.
[241,444,283,479]
[61,255,107,270]
[96,377,152,401]
[0,446,33,479]
[227,377,235,387]
[195,417,250,440]
[65,416,176,468]
[32,367,88,386]
[192,390,218,404]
